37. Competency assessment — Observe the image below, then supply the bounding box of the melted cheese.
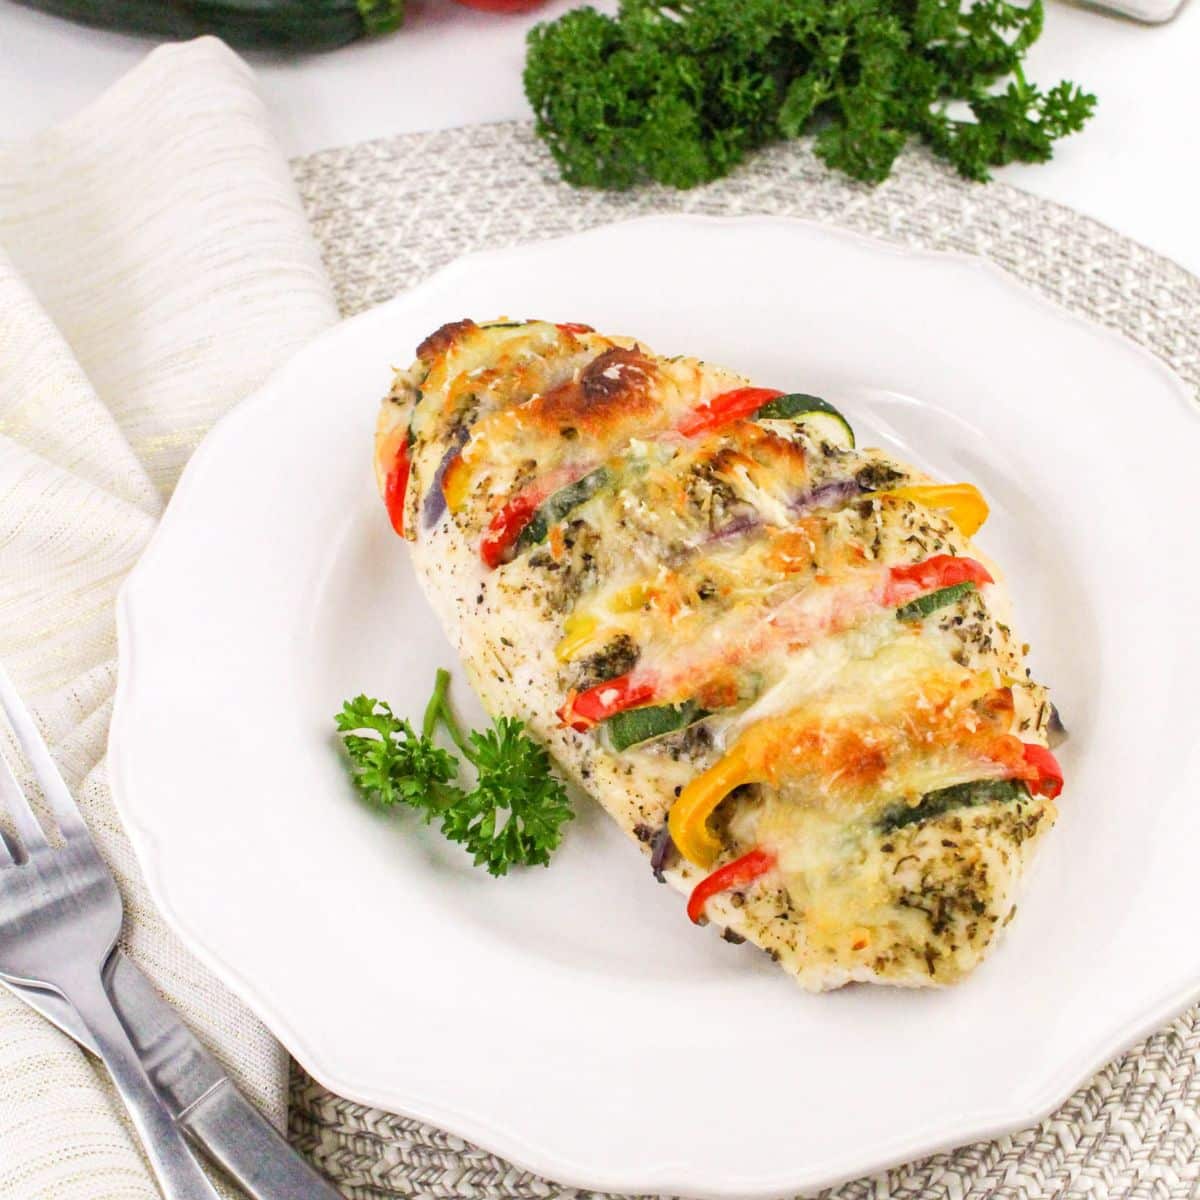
[448,349,748,512]
[382,317,1059,990]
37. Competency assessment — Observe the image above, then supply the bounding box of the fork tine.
[0,665,88,842]
[0,827,16,865]
[0,743,51,858]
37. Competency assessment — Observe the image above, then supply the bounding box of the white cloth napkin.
[0,37,337,1197]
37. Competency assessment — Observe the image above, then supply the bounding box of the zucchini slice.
[755,393,855,449]
[606,701,708,752]
[878,778,1027,833]
[516,467,611,551]
[14,0,402,49]
[895,581,976,622]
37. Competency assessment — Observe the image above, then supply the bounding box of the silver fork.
[0,666,220,1200]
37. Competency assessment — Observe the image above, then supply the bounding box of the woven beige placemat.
[286,123,1200,1200]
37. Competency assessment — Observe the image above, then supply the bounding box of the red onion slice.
[422,427,470,528]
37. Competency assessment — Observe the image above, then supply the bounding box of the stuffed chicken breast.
[375,318,1063,990]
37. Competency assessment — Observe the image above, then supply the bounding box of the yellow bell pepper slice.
[440,453,473,513]
[555,613,602,662]
[880,483,989,538]
[556,580,656,662]
[610,581,652,612]
[669,745,753,868]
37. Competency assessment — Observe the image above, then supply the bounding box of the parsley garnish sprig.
[523,0,1096,190]
[335,669,573,876]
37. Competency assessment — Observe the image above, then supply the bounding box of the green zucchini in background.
[13,0,403,51]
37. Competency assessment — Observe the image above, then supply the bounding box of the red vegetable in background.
[452,0,546,10]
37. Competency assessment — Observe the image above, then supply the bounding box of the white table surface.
[1,0,1197,276]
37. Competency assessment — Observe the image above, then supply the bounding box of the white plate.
[110,216,1200,1199]
[1087,0,1187,23]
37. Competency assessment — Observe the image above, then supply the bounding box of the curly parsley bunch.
[336,670,573,876]
[524,0,1095,189]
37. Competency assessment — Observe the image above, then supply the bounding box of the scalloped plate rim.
[110,213,1200,1199]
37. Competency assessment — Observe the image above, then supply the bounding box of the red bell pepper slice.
[560,555,996,731]
[676,387,784,439]
[479,468,586,568]
[477,384,779,565]
[479,380,772,562]
[384,436,411,537]
[479,489,548,569]
[687,847,777,923]
[558,673,658,731]
[1021,743,1064,799]
[883,554,993,607]
[556,322,594,335]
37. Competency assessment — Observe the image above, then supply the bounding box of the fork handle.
[67,968,222,1200]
